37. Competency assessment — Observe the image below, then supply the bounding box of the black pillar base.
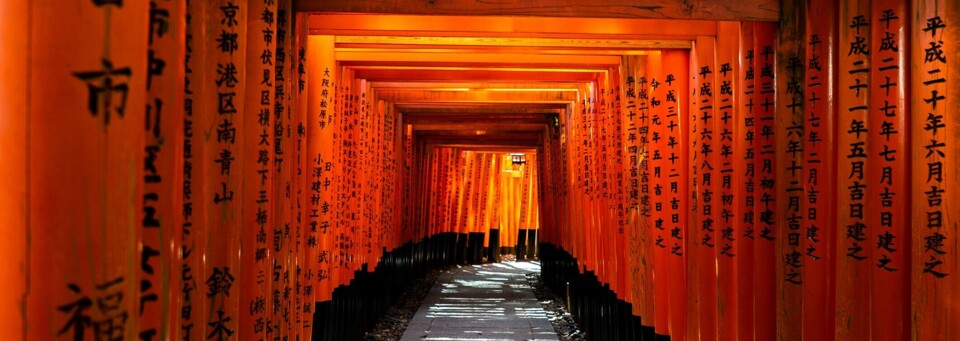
[539,243,671,341]
[312,239,432,341]
[516,229,528,260]
[488,229,501,262]
[526,229,538,259]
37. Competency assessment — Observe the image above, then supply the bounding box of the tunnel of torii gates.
[4,0,960,340]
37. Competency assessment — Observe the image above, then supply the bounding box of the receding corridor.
[4,0,960,340]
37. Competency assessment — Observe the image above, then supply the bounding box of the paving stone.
[400,261,560,341]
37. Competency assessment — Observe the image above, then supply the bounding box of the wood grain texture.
[0,0,27,338]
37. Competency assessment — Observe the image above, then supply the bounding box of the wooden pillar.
[240,0,276,338]
[836,0,872,338]
[28,1,148,339]
[735,22,757,341]
[294,10,312,313]
[621,55,647,321]
[867,1,910,340]
[338,68,358,284]
[715,21,739,341]
[910,1,960,340]
[645,52,672,336]
[686,41,702,341]
[803,0,838,339]
[636,61,655,331]
[180,1,208,339]
[663,49,690,341]
[776,0,806,338]
[202,0,246,338]
[307,35,336,302]
[753,21,778,341]
[0,0,27,338]
[692,34,719,341]
[142,0,186,339]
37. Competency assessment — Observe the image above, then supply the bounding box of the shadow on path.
[400,261,560,341]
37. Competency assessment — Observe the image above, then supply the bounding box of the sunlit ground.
[400,261,560,341]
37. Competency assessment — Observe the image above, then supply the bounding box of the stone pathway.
[400,261,560,341]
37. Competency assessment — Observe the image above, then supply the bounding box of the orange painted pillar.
[142,0,186,339]
[445,148,453,240]
[530,154,539,233]
[776,0,805,337]
[568,103,577,261]
[487,153,497,238]
[550,134,559,247]
[451,149,459,239]
[436,147,443,240]
[599,71,619,296]
[490,155,503,246]
[240,0,276,338]
[361,78,373,271]
[611,66,630,303]
[180,1,209,339]
[474,153,485,237]
[735,22,757,341]
[28,1,147,340]
[334,68,348,288]
[803,0,838,339]
[423,146,433,241]
[511,156,521,250]
[411,126,419,244]
[752,22,778,341]
[288,7,315,339]
[452,151,463,240]
[662,49,690,341]
[401,124,412,244]
[621,55,643,319]
[478,154,492,241]
[277,5,305,338]
[444,149,454,239]
[335,69,348,286]
[417,147,426,241]
[608,74,621,294]
[0,1,27,338]
[340,69,359,285]
[593,80,605,278]
[426,149,437,239]
[693,35,719,341]
[309,35,337,303]
[910,1,960,340]
[868,1,910,340]
[607,67,625,303]
[440,148,451,239]
[715,22,739,341]
[511,155,521,250]
[438,148,448,239]
[463,152,477,235]
[438,147,447,239]
[593,80,607,289]
[685,41,703,341]
[477,152,488,236]
[365,88,381,268]
[357,79,370,270]
[573,91,590,273]
[423,148,433,240]
[510,155,523,247]
[836,0,872,338]
[645,52,672,336]
[203,0,246,338]
[579,83,595,273]
[294,8,312,313]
